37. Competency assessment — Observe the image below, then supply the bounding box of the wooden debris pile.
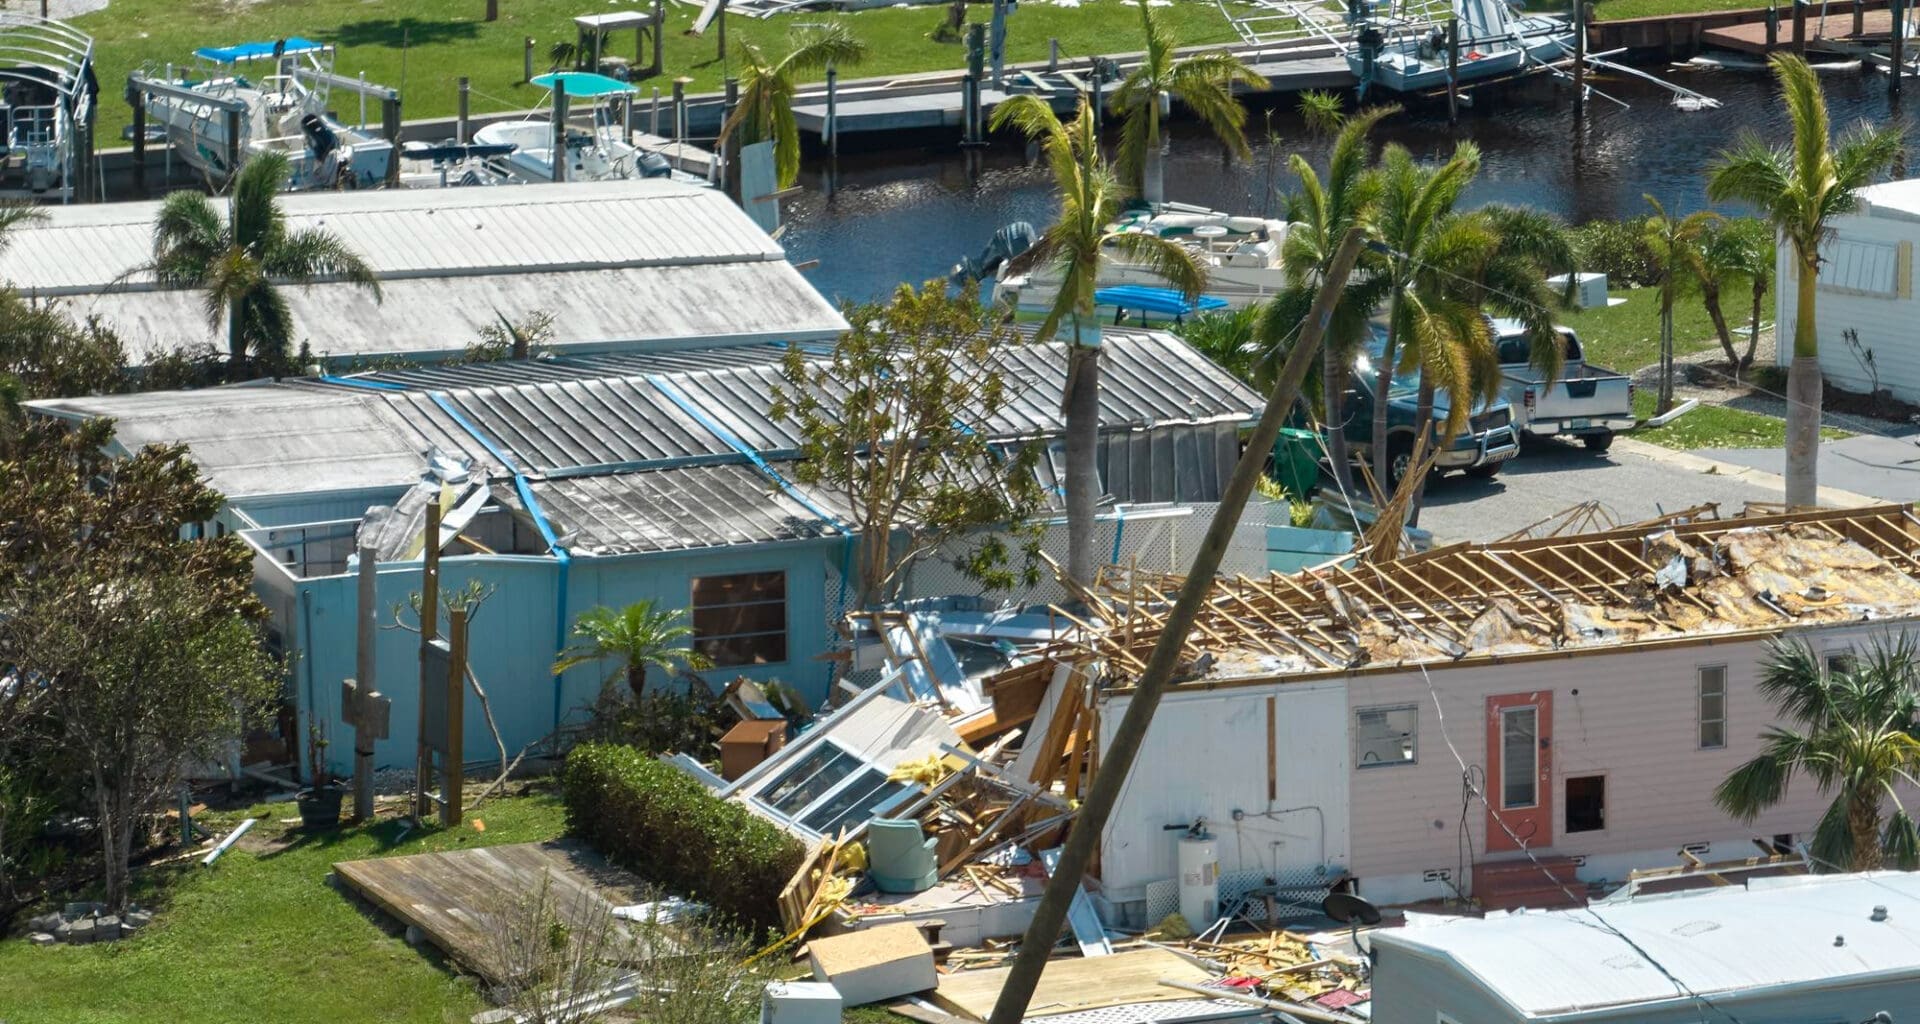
[1186,928,1369,1013]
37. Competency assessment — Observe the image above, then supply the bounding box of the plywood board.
[931,947,1213,1020]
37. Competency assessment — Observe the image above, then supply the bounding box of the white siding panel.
[1776,211,1920,403]
[1099,682,1350,898]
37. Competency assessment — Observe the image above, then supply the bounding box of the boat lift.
[0,11,99,203]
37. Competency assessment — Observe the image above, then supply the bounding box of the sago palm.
[1260,103,1394,499]
[552,600,711,700]
[1707,53,1901,506]
[147,150,379,378]
[1111,0,1266,204]
[992,93,1207,584]
[1641,195,1720,415]
[1715,635,1920,873]
[720,25,869,190]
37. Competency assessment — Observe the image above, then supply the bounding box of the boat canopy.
[530,71,636,97]
[0,12,93,98]
[194,37,327,64]
[1094,286,1229,317]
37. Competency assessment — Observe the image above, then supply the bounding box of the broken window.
[753,739,912,838]
[1355,705,1417,769]
[691,571,787,667]
[1698,666,1727,750]
[1566,775,1605,833]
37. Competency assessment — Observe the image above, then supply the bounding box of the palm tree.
[992,94,1207,585]
[1715,635,1920,873]
[1707,53,1902,507]
[1368,142,1494,495]
[1111,0,1266,205]
[552,600,711,700]
[1176,305,1261,384]
[719,25,869,190]
[1640,195,1720,415]
[1685,216,1775,375]
[1262,103,1395,500]
[148,150,379,379]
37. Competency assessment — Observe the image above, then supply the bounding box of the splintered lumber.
[930,947,1211,1019]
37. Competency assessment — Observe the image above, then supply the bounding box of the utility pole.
[985,227,1370,1024]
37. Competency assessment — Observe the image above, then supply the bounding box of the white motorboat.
[1348,0,1572,96]
[991,202,1291,311]
[142,37,394,190]
[0,12,95,201]
[474,72,691,184]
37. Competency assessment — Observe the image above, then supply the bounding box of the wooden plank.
[930,947,1210,1019]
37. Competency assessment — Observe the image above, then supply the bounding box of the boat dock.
[1701,5,1901,55]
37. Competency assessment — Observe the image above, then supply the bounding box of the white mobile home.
[1776,178,1920,402]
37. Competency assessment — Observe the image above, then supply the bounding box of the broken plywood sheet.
[808,921,936,1006]
[931,947,1213,1020]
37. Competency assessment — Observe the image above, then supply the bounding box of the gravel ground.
[3,0,109,20]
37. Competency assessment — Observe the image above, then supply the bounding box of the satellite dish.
[1324,892,1383,927]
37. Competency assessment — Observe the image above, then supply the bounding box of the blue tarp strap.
[319,374,410,392]
[424,391,574,733]
[645,375,850,533]
[1111,504,1126,564]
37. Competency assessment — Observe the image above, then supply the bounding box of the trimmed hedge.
[560,742,803,929]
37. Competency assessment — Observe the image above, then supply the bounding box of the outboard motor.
[301,114,338,163]
[951,220,1037,285]
[636,150,673,179]
[1355,24,1385,100]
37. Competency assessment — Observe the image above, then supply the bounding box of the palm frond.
[230,150,291,254]
[1107,230,1209,300]
[265,228,381,299]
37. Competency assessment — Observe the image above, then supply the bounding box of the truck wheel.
[1467,461,1504,479]
[1583,431,1615,453]
[1385,439,1417,494]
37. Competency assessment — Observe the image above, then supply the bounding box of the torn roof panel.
[1067,505,1920,685]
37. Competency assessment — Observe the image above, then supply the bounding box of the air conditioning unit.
[760,981,841,1024]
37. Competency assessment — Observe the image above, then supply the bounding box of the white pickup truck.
[1492,318,1635,453]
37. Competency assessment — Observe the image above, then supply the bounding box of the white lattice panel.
[1030,998,1260,1024]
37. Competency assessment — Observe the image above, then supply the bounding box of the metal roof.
[1372,872,1920,1016]
[518,462,847,556]
[346,344,798,389]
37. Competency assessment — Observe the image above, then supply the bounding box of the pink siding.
[1346,629,1881,882]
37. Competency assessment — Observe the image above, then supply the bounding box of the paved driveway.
[1413,437,1791,545]
[1701,433,1920,505]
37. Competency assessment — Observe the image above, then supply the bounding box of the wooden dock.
[1702,6,1899,54]
[333,840,660,984]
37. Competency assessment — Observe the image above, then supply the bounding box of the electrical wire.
[1415,663,1752,1024]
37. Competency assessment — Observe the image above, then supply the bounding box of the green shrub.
[560,743,803,929]
[1570,218,1659,288]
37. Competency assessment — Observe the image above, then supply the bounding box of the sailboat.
[1349,0,1572,96]
[141,38,394,189]
[473,72,689,184]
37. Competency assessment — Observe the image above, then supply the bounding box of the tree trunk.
[226,305,246,382]
[1141,96,1165,206]
[626,661,647,701]
[1370,297,1400,498]
[95,779,133,912]
[1407,378,1437,526]
[1785,259,1822,508]
[856,526,889,610]
[1849,792,1885,872]
[1322,348,1356,498]
[1657,287,1675,415]
[1703,281,1739,371]
[1743,279,1765,370]
[1063,331,1101,585]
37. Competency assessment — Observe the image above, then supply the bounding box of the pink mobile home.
[1015,504,1920,921]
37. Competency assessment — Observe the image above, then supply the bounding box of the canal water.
[779,67,1920,305]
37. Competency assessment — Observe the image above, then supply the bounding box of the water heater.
[1177,830,1220,931]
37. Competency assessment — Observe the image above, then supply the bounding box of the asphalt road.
[1704,433,1920,505]
[1413,437,1791,545]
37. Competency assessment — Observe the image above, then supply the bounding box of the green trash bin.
[1271,427,1321,500]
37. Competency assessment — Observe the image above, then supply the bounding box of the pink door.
[1486,692,1553,853]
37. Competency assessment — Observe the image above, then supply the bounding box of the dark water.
[779,67,1920,305]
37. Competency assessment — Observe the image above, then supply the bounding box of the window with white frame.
[1698,665,1728,750]
[752,740,914,837]
[1355,704,1418,768]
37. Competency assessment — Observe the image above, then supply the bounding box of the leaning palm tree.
[1640,195,1720,415]
[992,94,1207,585]
[1707,53,1902,507]
[1111,0,1267,205]
[148,150,379,379]
[719,25,869,190]
[1716,634,1920,873]
[1261,103,1395,500]
[552,600,711,701]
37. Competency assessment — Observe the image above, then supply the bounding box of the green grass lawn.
[1554,287,1751,375]
[1588,0,1766,20]
[75,0,1239,143]
[1629,389,1849,450]
[0,792,567,1024]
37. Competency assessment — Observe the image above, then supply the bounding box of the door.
[1486,691,1552,853]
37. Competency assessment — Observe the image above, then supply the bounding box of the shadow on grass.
[319,18,482,49]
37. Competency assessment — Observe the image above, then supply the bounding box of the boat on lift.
[0,12,96,201]
[140,37,394,189]
[1348,0,1571,96]
[990,202,1291,312]
[473,71,691,184]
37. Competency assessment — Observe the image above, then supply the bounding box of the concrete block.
[62,902,94,919]
[27,913,60,933]
[123,910,153,931]
[28,932,56,947]
[94,916,122,941]
[761,980,841,1024]
[805,922,935,1006]
[57,918,96,945]
[470,1010,515,1024]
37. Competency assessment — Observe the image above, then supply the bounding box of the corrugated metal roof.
[520,462,847,556]
[346,344,798,389]
[1,180,785,295]
[1373,873,1920,1015]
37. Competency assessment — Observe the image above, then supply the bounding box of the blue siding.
[291,538,842,774]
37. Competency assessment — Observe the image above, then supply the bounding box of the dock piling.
[1854,0,1865,38]
[651,87,661,137]
[552,79,569,184]
[1049,37,1059,73]
[991,0,1009,89]
[1446,18,1459,124]
[723,77,741,202]
[130,86,146,197]
[1792,0,1807,55]
[1896,0,1907,94]
[826,66,839,158]
[457,76,470,144]
[524,37,535,84]
[1573,0,1587,116]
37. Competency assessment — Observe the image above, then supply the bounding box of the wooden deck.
[333,840,657,984]
[1702,7,1898,54]
[930,947,1215,1019]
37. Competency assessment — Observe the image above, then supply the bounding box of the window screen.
[691,571,787,667]
[1816,238,1900,297]
[1699,665,1728,750]
[1356,705,1418,768]
[1501,707,1538,809]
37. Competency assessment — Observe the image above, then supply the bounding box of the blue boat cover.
[1093,285,1229,316]
[529,71,637,97]
[194,38,328,64]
